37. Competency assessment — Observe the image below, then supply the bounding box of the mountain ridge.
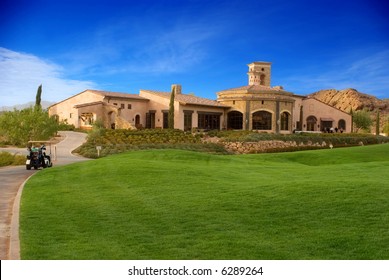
[308,88,388,132]
[308,88,388,113]
[0,101,54,111]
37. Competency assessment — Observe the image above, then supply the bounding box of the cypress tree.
[35,84,42,110]
[168,86,175,129]
[376,109,380,136]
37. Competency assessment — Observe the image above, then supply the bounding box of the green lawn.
[20,144,389,259]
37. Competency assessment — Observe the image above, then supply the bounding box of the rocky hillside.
[308,88,388,112]
[308,88,388,132]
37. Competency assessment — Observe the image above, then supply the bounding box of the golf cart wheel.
[26,165,31,170]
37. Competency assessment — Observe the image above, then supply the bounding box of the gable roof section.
[142,90,230,108]
[48,89,148,109]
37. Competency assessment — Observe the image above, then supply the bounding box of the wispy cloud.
[130,24,216,73]
[0,48,97,106]
[59,15,223,77]
[283,50,389,98]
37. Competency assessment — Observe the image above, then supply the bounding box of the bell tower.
[247,61,271,86]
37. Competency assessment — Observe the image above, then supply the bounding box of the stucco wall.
[48,91,103,127]
[301,98,352,132]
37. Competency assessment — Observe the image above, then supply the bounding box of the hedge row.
[74,128,389,158]
[74,129,228,158]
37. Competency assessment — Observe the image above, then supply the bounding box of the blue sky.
[1,0,388,107]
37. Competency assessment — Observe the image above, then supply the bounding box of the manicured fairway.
[20,144,389,259]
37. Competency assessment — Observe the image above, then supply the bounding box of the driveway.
[0,131,90,260]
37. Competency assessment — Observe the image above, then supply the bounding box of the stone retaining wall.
[222,140,328,154]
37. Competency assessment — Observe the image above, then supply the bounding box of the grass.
[20,144,389,259]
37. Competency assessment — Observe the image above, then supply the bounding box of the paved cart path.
[0,131,90,260]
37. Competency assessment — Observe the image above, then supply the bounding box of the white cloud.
[0,48,97,107]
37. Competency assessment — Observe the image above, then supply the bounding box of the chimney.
[171,84,182,94]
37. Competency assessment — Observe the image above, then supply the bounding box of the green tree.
[168,86,175,129]
[352,110,372,133]
[0,108,59,146]
[35,84,42,110]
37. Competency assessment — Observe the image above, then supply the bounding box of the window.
[146,112,155,129]
[128,104,132,109]
[252,111,272,130]
[227,111,243,129]
[121,104,125,109]
[184,112,192,131]
[163,112,168,129]
[280,112,290,131]
[198,113,221,130]
[113,103,118,106]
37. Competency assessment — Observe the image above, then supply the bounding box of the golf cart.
[26,141,53,170]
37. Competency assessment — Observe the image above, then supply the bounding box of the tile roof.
[142,90,230,108]
[218,85,292,94]
[87,89,149,100]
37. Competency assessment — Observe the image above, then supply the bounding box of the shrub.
[0,107,59,146]
[75,129,228,158]
[0,151,26,167]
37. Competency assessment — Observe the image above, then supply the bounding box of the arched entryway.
[227,111,243,129]
[306,116,317,131]
[135,114,141,129]
[338,119,346,131]
[252,111,272,130]
[108,111,116,129]
[280,112,290,131]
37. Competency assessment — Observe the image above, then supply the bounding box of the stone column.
[245,100,251,130]
[276,99,280,134]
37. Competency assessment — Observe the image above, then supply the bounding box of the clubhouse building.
[48,62,352,133]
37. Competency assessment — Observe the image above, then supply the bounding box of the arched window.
[306,116,317,131]
[280,112,290,131]
[338,119,346,130]
[227,111,243,129]
[252,111,272,130]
